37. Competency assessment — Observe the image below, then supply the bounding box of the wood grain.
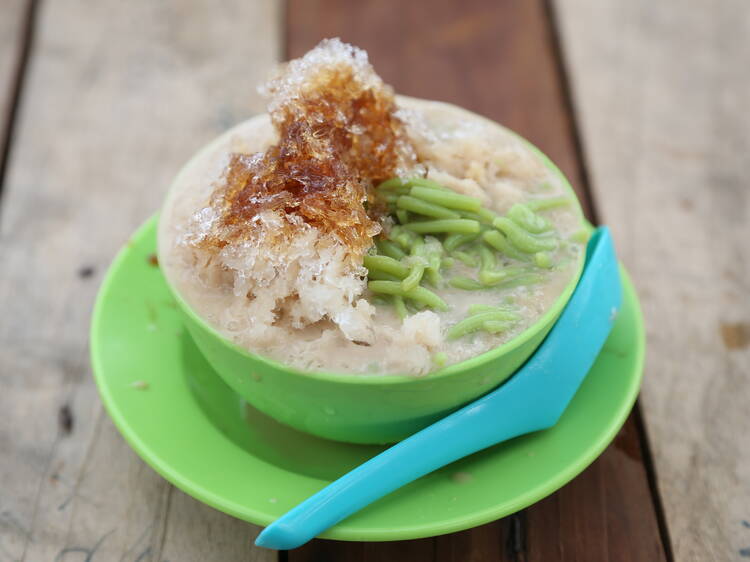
[0,0,280,560]
[287,1,668,558]
[555,1,750,560]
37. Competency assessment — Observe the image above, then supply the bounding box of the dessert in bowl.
[158,39,586,444]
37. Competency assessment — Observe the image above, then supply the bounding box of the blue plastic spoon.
[256,227,622,550]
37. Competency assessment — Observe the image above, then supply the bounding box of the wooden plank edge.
[0,0,38,199]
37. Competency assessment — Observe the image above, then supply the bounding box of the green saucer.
[91,216,644,542]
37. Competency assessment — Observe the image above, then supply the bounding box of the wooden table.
[1,1,747,560]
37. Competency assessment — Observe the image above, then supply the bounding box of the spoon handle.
[256,380,541,549]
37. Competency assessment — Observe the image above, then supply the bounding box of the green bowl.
[158,107,586,445]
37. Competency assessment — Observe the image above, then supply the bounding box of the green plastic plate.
[91,216,645,542]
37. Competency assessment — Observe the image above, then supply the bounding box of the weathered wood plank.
[555,0,750,560]
[287,1,667,558]
[0,1,280,560]
[0,0,30,176]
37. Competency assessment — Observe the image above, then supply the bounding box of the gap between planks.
[0,0,38,198]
